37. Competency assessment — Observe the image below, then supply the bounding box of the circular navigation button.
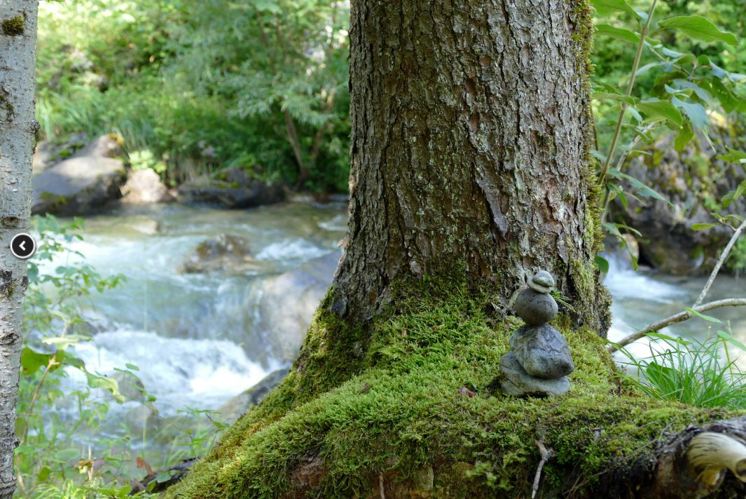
[10,233,36,260]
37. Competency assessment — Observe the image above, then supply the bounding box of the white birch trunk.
[0,1,38,497]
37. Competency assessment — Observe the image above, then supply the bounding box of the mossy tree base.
[168,280,745,498]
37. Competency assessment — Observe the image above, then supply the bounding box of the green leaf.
[85,372,125,403]
[591,0,640,19]
[719,149,746,163]
[672,97,708,130]
[717,330,746,352]
[595,24,641,44]
[253,0,281,14]
[607,168,670,204]
[602,222,622,238]
[710,62,746,83]
[722,180,746,209]
[627,106,643,123]
[637,99,683,127]
[21,347,52,375]
[717,329,746,352]
[648,332,688,344]
[635,61,664,77]
[671,79,712,103]
[595,255,610,273]
[685,307,722,324]
[593,92,638,105]
[690,223,716,231]
[659,16,738,46]
[661,47,685,59]
[700,78,741,113]
[674,122,694,152]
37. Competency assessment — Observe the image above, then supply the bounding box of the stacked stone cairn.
[499,270,575,397]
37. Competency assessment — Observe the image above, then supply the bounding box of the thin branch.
[693,220,746,308]
[532,440,554,499]
[601,124,655,223]
[598,0,658,187]
[608,298,746,353]
[283,110,309,183]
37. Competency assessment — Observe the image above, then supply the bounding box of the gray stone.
[248,251,341,363]
[177,167,285,209]
[499,352,570,397]
[510,324,574,379]
[32,134,126,215]
[218,368,290,423]
[611,134,745,276]
[178,234,262,274]
[121,168,173,204]
[513,288,558,326]
[528,270,555,293]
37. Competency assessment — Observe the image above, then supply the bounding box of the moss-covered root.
[168,283,744,498]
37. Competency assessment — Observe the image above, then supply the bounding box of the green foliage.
[36,0,350,191]
[592,0,746,264]
[619,329,746,409]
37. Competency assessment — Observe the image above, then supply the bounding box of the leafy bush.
[591,0,745,269]
[36,0,350,192]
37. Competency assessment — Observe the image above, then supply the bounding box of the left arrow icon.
[10,233,36,260]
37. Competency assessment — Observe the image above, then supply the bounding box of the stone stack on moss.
[500,270,575,396]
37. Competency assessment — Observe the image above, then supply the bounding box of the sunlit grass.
[619,330,746,409]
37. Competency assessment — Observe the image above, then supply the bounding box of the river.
[35,201,745,463]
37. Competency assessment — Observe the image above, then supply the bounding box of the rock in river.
[121,168,173,204]
[178,234,261,274]
[178,167,285,209]
[32,134,127,216]
[247,251,341,364]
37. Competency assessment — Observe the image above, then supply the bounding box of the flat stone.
[510,324,574,379]
[499,352,570,397]
[528,270,555,293]
[513,288,558,325]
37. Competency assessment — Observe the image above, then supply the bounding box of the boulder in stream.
[32,134,127,216]
[178,234,262,274]
[121,168,173,204]
[219,368,290,423]
[246,251,341,364]
[178,167,285,209]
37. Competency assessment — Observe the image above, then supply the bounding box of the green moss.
[168,277,738,498]
[2,15,25,36]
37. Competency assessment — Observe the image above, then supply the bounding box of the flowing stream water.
[39,202,745,455]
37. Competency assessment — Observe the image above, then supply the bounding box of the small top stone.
[528,270,554,294]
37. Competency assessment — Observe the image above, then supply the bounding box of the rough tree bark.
[0,2,38,497]
[332,0,609,333]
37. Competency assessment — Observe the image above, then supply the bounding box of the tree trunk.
[0,2,38,497]
[332,0,608,333]
[167,2,746,497]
